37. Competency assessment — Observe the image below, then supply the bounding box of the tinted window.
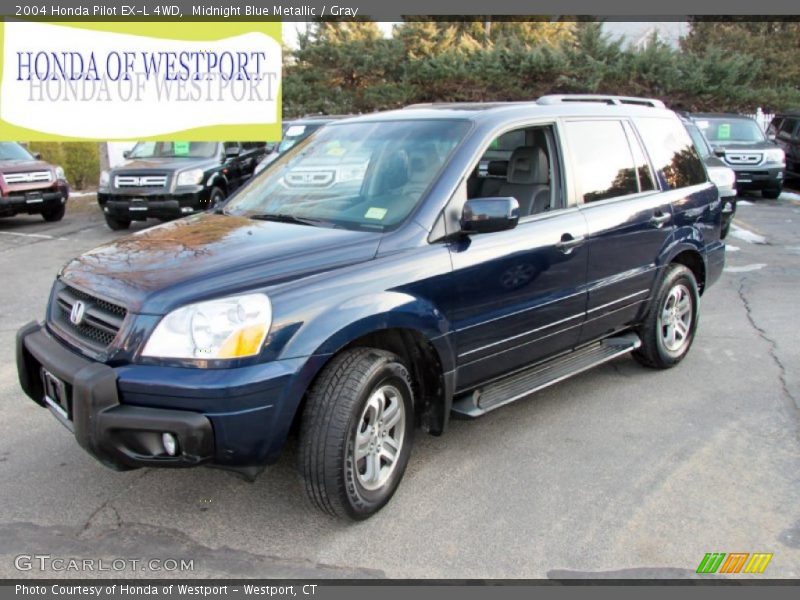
[624,121,657,192]
[0,142,34,161]
[635,118,707,190]
[779,118,798,138]
[563,120,639,203]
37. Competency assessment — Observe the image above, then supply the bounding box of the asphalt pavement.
[0,192,798,579]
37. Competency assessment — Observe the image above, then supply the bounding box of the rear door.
[564,117,686,344]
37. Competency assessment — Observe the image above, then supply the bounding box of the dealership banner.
[0,20,282,140]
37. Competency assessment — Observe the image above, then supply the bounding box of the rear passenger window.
[634,118,707,189]
[779,118,798,138]
[563,120,639,203]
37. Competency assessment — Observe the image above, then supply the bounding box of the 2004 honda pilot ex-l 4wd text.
[17,95,726,520]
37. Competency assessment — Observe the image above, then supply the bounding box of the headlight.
[99,170,110,188]
[55,166,66,180]
[764,148,785,165]
[142,293,272,361]
[707,166,736,190]
[176,168,204,187]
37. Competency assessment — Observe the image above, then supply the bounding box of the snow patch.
[725,263,767,273]
[729,224,767,245]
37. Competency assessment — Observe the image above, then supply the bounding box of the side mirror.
[264,142,277,153]
[767,133,777,142]
[714,148,726,158]
[32,151,42,160]
[122,150,131,159]
[225,146,241,158]
[460,197,519,234]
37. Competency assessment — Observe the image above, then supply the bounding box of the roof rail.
[537,94,665,109]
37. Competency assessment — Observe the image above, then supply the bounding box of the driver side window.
[466,125,561,219]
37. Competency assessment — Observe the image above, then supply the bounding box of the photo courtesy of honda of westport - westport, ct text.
[0,1,799,599]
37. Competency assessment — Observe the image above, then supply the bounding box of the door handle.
[555,233,585,254]
[650,211,671,228]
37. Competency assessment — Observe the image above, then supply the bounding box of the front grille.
[51,285,127,351]
[115,174,168,188]
[4,171,52,184]
[725,152,762,166]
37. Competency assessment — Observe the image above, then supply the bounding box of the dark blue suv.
[17,95,726,520]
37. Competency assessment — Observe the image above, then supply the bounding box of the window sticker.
[718,123,731,139]
[173,141,190,155]
[364,207,388,220]
[285,125,306,137]
[325,141,347,157]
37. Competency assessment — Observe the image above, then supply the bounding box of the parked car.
[692,113,785,199]
[253,116,346,175]
[0,142,69,222]
[681,117,737,238]
[766,111,800,181]
[97,141,268,230]
[18,96,725,520]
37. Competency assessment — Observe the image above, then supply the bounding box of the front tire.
[762,186,782,200]
[634,264,700,369]
[104,214,131,231]
[42,204,65,222]
[298,348,414,520]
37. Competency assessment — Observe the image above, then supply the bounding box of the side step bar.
[451,333,641,418]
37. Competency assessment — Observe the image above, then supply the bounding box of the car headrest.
[487,160,509,177]
[507,147,548,185]
[376,150,409,192]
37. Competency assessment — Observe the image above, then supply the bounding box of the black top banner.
[3,0,800,20]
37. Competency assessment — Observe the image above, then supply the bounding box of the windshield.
[0,142,34,161]
[685,123,711,158]
[276,123,325,154]
[697,118,766,144]
[225,119,470,231]
[128,141,219,159]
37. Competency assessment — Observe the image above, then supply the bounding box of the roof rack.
[536,94,665,109]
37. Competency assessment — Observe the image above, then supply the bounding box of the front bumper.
[728,165,783,191]
[0,187,68,216]
[17,321,312,471]
[97,188,211,221]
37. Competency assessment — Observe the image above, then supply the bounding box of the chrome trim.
[459,312,585,358]
[586,289,649,314]
[4,171,52,184]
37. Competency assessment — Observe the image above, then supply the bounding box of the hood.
[708,140,777,151]
[0,159,54,173]
[60,213,381,314]
[113,157,219,172]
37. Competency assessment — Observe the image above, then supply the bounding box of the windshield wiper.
[249,213,327,227]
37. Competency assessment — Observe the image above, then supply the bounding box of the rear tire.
[298,347,414,520]
[41,204,65,222]
[209,187,226,209]
[104,214,131,231]
[634,264,700,369]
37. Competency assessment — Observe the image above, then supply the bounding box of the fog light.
[103,207,109,213]
[162,432,178,456]
[181,207,193,213]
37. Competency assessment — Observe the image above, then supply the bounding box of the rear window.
[635,118,707,190]
[563,120,639,203]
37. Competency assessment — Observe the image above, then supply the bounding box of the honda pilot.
[97,141,267,230]
[18,96,726,520]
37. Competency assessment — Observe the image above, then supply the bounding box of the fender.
[205,171,228,192]
[279,290,455,373]
[263,291,456,461]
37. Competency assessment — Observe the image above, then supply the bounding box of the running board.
[451,333,641,418]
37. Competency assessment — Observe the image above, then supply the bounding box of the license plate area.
[25,191,44,204]
[40,368,74,431]
[128,198,148,211]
